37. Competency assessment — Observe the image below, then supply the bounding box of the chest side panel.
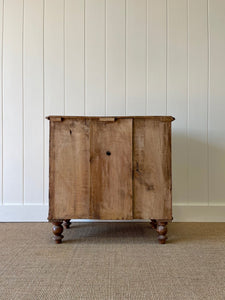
[133,119,172,219]
[90,118,133,219]
[48,119,90,220]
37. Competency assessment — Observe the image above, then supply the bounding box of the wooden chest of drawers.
[47,116,175,244]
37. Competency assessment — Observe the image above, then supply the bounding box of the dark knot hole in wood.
[106,151,111,156]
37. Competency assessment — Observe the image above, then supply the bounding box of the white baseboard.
[0,204,225,222]
[172,205,225,222]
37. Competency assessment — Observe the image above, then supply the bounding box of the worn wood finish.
[48,119,90,220]
[47,116,175,122]
[47,116,174,243]
[133,119,172,220]
[90,118,133,219]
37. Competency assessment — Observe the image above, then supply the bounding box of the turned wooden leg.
[63,219,71,229]
[156,221,168,244]
[52,221,64,244]
[150,219,157,229]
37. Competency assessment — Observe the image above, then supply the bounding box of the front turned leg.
[52,221,64,244]
[156,221,168,244]
[63,219,71,229]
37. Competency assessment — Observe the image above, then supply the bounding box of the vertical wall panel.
[65,0,84,115]
[106,0,126,115]
[0,0,3,204]
[126,0,147,115]
[188,0,208,205]
[3,0,23,204]
[1,0,225,219]
[44,0,65,203]
[44,0,64,116]
[167,0,188,204]
[147,0,167,115]
[23,0,44,204]
[208,0,225,205]
[85,0,105,116]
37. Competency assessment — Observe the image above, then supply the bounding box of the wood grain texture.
[46,116,175,122]
[133,119,172,219]
[48,117,173,222]
[48,119,90,220]
[90,118,133,219]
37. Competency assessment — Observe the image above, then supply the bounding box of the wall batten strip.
[1,0,4,205]
[43,0,45,205]
[148,0,167,115]
[187,0,189,204]
[105,0,107,115]
[84,0,86,115]
[63,0,65,115]
[125,0,127,115]
[207,0,210,206]
[146,0,148,115]
[24,0,44,204]
[166,0,168,115]
[22,0,24,205]
[208,0,225,205]
[3,0,24,204]
[106,0,126,115]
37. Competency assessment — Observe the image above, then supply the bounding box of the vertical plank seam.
[146,0,148,115]
[89,120,92,218]
[125,0,127,115]
[207,0,210,205]
[63,0,65,115]
[1,0,4,204]
[84,0,86,115]
[187,0,190,205]
[22,0,25,205]
[132,118,134,218]
[43,0,45,205]
[105,0,107,116]
[166,0,168,115]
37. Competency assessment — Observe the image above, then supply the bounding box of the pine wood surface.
[90,118,133,220]
[46,116,175,122]
[49,119,90,220]
[133,119,172,219]
[48,116,174,221]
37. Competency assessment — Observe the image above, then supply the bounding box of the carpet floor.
[0,222,225,300]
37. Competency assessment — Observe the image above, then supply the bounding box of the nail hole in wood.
[106,151,111,156]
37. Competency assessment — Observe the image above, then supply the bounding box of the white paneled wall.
[0,0,225,221]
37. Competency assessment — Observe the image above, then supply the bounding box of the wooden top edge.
[46,115,175,122]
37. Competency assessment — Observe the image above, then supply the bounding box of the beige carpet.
[0,222,225,300]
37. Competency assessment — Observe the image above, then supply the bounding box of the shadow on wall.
[171,132,225,205]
